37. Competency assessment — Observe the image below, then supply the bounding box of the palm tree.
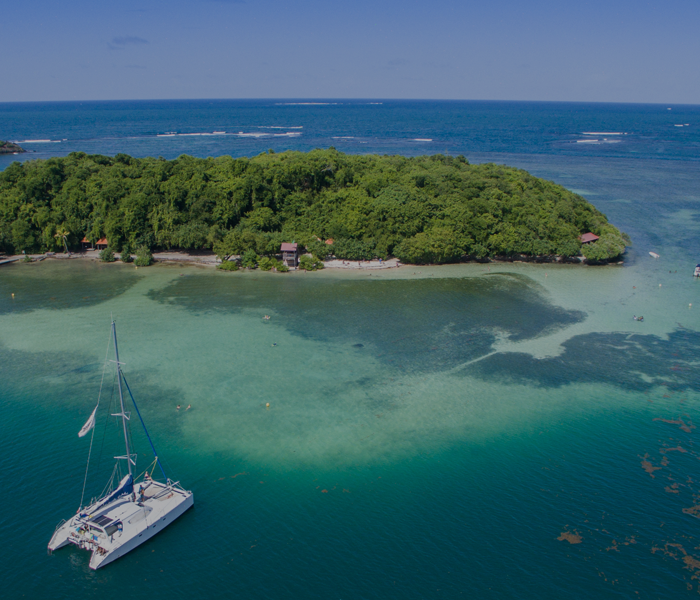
[54,226,70,255]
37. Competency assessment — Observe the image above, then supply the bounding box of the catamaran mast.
[112,320,133,478]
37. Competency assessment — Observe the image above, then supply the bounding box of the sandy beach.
[0,250,403,270]
[1,249,612,272]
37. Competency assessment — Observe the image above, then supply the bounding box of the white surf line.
[446,324,589,376]
[446,330,518,374]
[446,351,500,375]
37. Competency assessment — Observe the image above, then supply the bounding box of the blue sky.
[1,0,698,103]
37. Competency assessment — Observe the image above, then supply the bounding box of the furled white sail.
[79,406,98,437]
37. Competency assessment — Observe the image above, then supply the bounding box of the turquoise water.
[1,101,700,598]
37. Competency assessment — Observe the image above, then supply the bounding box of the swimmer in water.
[177,405,181,410]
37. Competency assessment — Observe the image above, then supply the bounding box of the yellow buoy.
[11,293,15,298]
[266,403,270,408]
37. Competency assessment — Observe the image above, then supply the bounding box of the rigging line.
[79,325,114,509]
[135,457,159,482]
[99,464,119,500]
[94,369,117,488]
[124,372,138,467]
[120,372,167,481]
[159,453,177,483]
[118,373,139,472]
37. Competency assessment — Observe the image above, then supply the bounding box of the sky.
[1,0,698,104]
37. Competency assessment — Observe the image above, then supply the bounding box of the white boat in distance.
[48,320,193,569]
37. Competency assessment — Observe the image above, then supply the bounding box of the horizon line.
[1,98,699,108]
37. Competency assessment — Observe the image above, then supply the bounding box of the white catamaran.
[48,320,193,569]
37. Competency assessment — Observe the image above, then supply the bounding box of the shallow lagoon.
[1,251,699,598]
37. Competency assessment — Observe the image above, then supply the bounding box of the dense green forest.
[0,149,628,263]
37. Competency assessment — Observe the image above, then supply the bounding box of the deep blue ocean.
[2,99,700,167]
[1,100,700,599]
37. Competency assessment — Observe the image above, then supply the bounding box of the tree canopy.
[0,149,628,262]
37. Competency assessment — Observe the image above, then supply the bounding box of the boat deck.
[49,480,193,569]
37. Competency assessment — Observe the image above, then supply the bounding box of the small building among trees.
[281,242,299,268]
[81,237,108,251]
[579,233,600,244]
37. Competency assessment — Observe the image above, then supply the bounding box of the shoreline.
[0,251,402,270]
[0,249,621,269]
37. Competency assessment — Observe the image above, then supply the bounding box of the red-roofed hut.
[81,237,93,251]
[579,233,600,244]
[95,238,109,250]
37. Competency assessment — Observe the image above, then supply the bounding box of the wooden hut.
[95,238,109,250]
[80,237,93,251]
[579,233,599,244]
[281,242,299,268]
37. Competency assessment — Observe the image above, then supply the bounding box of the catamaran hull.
[90,493,193,569]
[49,489,194,570]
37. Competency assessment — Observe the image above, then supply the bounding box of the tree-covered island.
[0,140,26,155]
[0,149,629,264]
